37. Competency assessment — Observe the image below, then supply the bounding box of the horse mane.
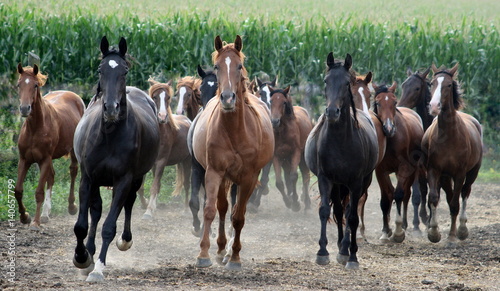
[176,76,202,106]
[148,78,179,130]
[21,66,48,86]
[212,42,249,95]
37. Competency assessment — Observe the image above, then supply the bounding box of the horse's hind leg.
[14,158,31,224]
[117,178,141,251]
[182,158,192,210]
[299,158,311,211]
[274,158,291,208]
[411,178,422,234]
[32,159,55,230]
[68,149,78,215]
[287,155,301,212]
[40,165,55,224]
[143,163,165,220]
[376,170,394,241]
[189,157,205,237]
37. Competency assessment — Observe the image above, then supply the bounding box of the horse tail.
[171,164,184,197]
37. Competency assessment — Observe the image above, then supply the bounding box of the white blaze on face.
[108,60,119,69]
[357,87,369,114]
[208,81,215,87]
[25,78,30,84]
[176,87,187,115]
[159,91,167,118]
[430,76,444,113]
[225,56,232,89]
[262,85,271,105]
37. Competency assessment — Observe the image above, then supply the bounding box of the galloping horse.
[269,85,313,211]
[175,76,202,121]
[256,76,278,106]
[140,78,192,219]
[192,35,274,270]
[14,64,84,230]
[372,82,424,243]
[305,53,378,269]
[422,63,482,243]
[72,36,160,281]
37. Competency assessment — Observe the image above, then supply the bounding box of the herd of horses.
[13,35,483,281]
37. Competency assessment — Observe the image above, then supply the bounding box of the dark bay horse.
[422,63,482,243]
[72,36,160,281]
[15,64,84,230]
[140,78,192,219]
[192,35,274,270]
[175,76,202,121]
[305,53,378,269]
[269,85,313,211]
[372,82,424,243]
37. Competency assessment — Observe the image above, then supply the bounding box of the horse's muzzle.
[220,92,236,111]
[271,118,281,128]
[325,106,341,122]
[382,119,396,137]
[19,105,31,117]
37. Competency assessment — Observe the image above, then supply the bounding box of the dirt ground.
[1,181,499,290]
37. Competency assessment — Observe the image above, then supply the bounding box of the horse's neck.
[26,91,51,131]
[328,105,354,136]
[437,105,459,133]
[416,87,433,130]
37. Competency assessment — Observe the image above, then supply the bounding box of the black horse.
[305,53,378,269]
[72,36,160,281]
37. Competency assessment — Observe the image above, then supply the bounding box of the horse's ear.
[365,71,372,84]
[268,85,276,95]
[167,80,172,86]
[344,54,352,70]
[431,63,439,74]
[17,63,24,74]
[148,78,157,86]
[283,85,291,96]
[449,63,459,77]
[327,52,335,69]
[100,36,109,55]
[197,64,206,78]
[389,81,397,93]
[406,67,413,77]
[118,37,127,57]
[234,35,243,52]
[33,64,39,76]
[421,66,431,79]
[257,78,263,88]
[214,35,223,51]
[271,76,277,87]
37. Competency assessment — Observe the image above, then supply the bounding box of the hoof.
[345,261,360,270]
[336,253,349,265]
[86,270,105,282]
[142,213,153,220]
[68,204,78,215]
[457,226,469,240]
[428,228,441,243]
[116,236,133,251]
[316,255,330,265]
[191,228,202,238]
[73,251,93,269]
[80,263,95,276]
[291,201,301,212]
[40,216,50,224]
[261,185,269,196]
[412,228,423,237]
[379,232,391,243]
[216,251,227,265]
[20,213,31,224]
[30,223,42,231]
[392,231,406,243]
[196,257,212,268]
[225,261,242,271]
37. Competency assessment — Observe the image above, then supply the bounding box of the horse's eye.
[214,65,219,71]
[415,87,420,91]
[237,64,243,70]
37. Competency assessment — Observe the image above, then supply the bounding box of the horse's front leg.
[273,157,290,208]
[427,168,442,243]
[299,158,311,210]
[215,180,229,265]
[33,158,55,230]
[14,158,31,224]
[376,169,394,241]
[67,149,79,215]
[73,173,94,270]
[288,152,302,212]
[117,177,142,251]
[447,175,465,243]
[316,174,333,265]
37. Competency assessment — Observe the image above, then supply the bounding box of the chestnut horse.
[72,36,160,281]
[175,76,202,121]
[372,82,424,243]
[269,85,313,211]
[192,35,274,270]
[422,63,482,243]
[14,64,84,230]
[305,53,378,269]
[140,78,192,219]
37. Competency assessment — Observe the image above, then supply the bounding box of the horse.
[139,78,192,219]
[175,76,202,121]
[14,64,84,230]
[191,35,274,270]
[372,82,425,243]
[399,67,433,230]
[268,85,313,212]
[256,76,278,107]
[421,63,482,243]
[305,52,378,269]
[72,36,160,281]
[350,72,386,241]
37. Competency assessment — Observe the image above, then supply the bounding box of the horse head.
[324,52,355,123]
[351,72,373,113]
[17,63,47,117]
[197,65,218,108]
[400,67,430,109]
[148,78,174,124]
[373,82,398,137]
[269,85,293,128]
[429,63,462,116]
[213,35,247,112]
[98,36,129,123]
[257,76,277,107]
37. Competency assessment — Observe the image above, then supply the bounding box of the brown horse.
[350,72,386,241]
[175,76,202,121]
[140,78,192,219]
[373,82,424,243]
[192,35,274,270]
[269,85,313,211]
[14,64,84,230]
[422,63,482,243]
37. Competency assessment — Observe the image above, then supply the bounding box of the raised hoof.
[379,232,391,243]
[20,213,31,224]
[457,226,469,240]
[428,228,441,243]
[336,253,349,265]
[40,216,50,224]
[191,228,202,238]
[68,204,78,215]
[261,185,269,196]
[316,255,330,265]
[345,261,360,270]
[73,251,93,269]
[142,213,153,220]
[116,236,133,251]
[225,261,242,271]
[196,257,213,268]
[86,271,105,282]
[391,232,406,243]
